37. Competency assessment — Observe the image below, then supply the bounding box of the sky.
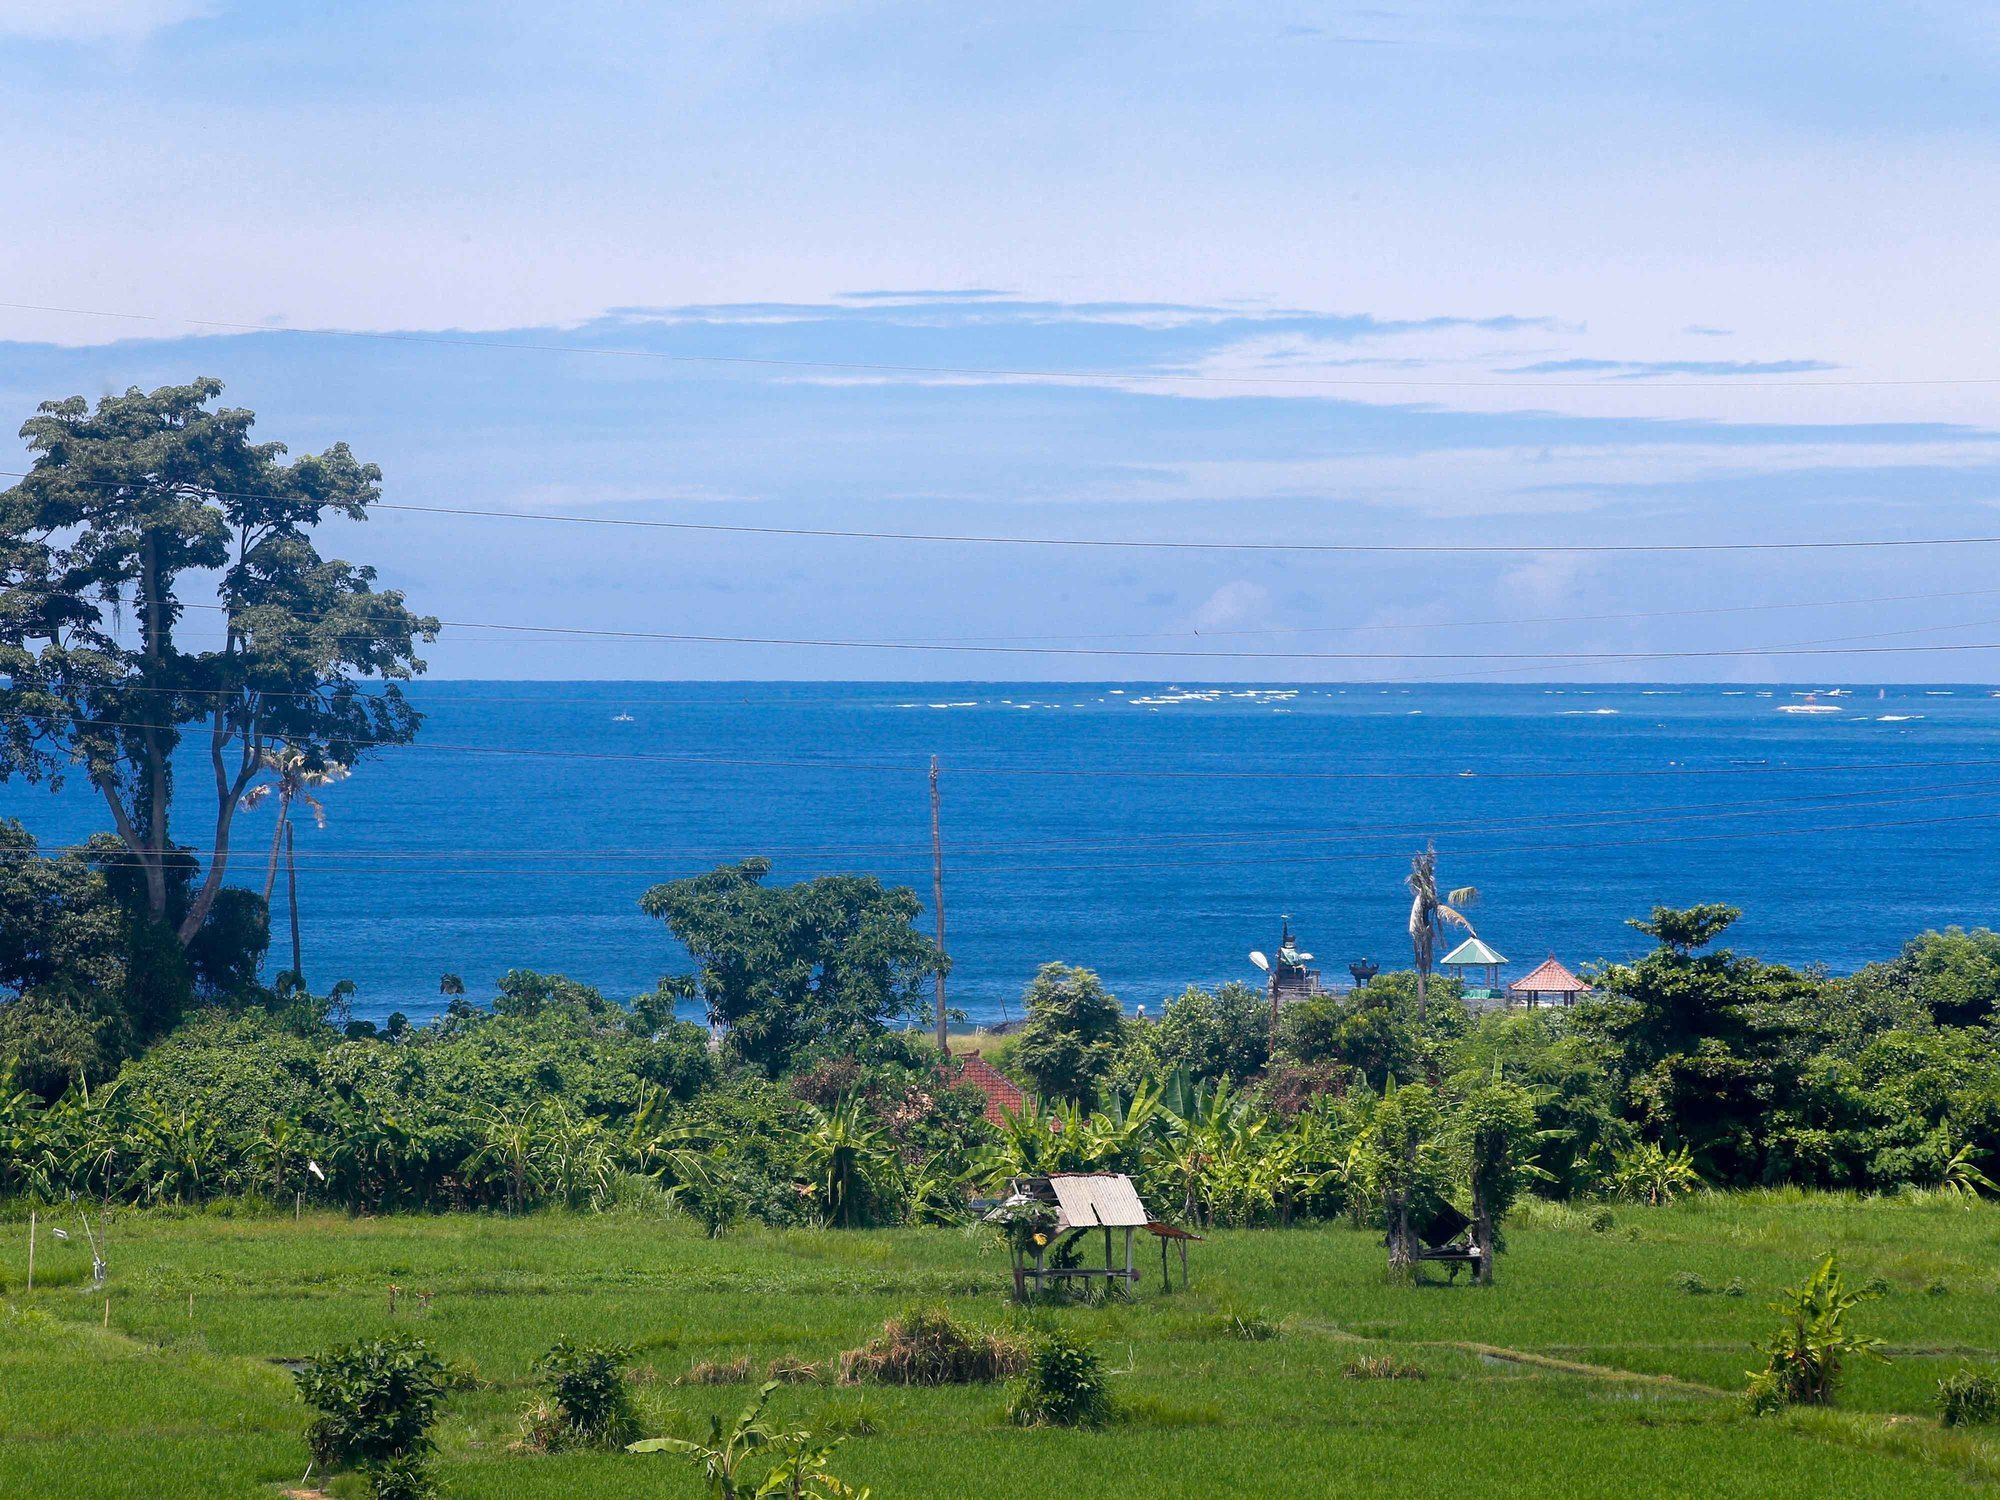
[1,1,1997,681]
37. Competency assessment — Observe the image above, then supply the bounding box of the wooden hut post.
[1123,1227,1135,1284]
[1471,1181,1495,1287]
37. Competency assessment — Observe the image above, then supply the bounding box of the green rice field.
[4,1192,2000,1497]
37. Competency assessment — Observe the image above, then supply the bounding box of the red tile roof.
[956,1054,1026,1126]
[1509,955,1590,994]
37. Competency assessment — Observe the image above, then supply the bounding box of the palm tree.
[1406,842,1478,1026]
[242,743,347,983]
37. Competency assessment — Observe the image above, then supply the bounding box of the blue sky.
[2,2,1997,680]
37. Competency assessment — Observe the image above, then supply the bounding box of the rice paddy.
[4,1191,1999,1497]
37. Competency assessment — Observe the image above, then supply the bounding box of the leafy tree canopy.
[1012,961,1125,1107]
[0,379,438,947]
[640,858,946,1073]
[1141,980,1269,1086]
[1628,902,1741,954]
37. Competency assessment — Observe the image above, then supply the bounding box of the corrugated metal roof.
[1049,1173,1150,1230]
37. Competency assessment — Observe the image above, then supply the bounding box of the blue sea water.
[4,681,1999,1025]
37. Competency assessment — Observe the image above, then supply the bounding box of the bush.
[1937,1367,2000,1427]
[361,1452,436,1500]
[1007,1329,1112,1428]
[1745,1255,1884,1413]
[295,1335,449,1476]
[523,1338,639,1451]
[1674,1271,1711,1295]
[837,1306,1027,1386]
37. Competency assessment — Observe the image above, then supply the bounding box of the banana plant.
[628,1380,798,1500]
[798,1096,895,1228]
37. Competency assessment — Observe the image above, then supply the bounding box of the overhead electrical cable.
[8,469,2000,555]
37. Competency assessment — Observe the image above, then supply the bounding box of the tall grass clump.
[1008,1329,1113,1428]
[520,1337,640,1451]
[837,1306,1026,1385]
[1745,1255,1885,1414]
[295,1334,448,1498]
[1937,1367,2000,1428]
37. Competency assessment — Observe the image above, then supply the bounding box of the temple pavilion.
[1506,954,1592,1008]
[1440,936,1508,1007]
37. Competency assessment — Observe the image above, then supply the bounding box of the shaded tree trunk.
[261,795,288,904]
[1471,1175,1494,1286]
[285,819,302,982]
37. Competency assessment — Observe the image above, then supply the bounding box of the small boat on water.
[612,712,635,722]
[1777,693,1841,715]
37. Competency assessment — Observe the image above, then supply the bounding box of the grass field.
[4,1192,2000,1497]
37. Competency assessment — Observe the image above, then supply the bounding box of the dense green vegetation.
[7,868,2000,1245]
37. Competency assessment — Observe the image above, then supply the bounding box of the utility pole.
[930,755,948,1053]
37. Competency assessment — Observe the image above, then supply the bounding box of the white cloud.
[1494,552,1594,611]
[0,0,211,42]
[1190,581,1273,631]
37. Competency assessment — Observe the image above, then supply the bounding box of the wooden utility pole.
[930,755,948,1053]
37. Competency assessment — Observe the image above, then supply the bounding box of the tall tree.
[1406,842,1478,1026]
[0,379,437,954]
[641,859,947,1073]
[1013,962,1125,1108]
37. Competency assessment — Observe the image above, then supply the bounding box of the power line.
[10,468,2000,556]
[39,593,2000,663]
[4,299,1991,390]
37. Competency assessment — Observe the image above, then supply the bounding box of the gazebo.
[1507,955,1591,1008]
[1440,936,1508,1006]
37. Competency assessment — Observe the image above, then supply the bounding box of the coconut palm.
[242,742,348,983]
[1406,842,1479,1026]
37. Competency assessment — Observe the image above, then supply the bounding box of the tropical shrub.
[1745,1256,1884,1413]
[1007,1329,1112,1428]
[629,1379,866,1499]
[295,1335,449,1480]
[523,1337,640,1451]
[1609,1141,1704,1205]
[1937,1367,2000,1427]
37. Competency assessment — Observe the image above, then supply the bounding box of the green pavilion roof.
[1441,937,1508,967]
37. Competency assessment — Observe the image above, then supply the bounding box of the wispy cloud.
[1501,358,1839,378]
[0,0,210,42]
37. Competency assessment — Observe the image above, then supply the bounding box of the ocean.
[4,681,1997,1025]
